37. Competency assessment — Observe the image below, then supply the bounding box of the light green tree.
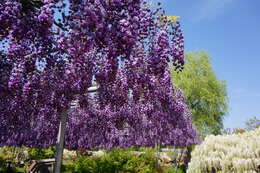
[245,116,260,130]
[171,51,228,136]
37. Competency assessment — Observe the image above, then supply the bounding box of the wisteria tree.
[0,0,199,172]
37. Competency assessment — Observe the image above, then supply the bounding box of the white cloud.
[196,0,234,21]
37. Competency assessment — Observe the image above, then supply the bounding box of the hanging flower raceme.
[187,128,260,173]
[172,21,185,70]
[0,0,199,148]
[0,1,22,39]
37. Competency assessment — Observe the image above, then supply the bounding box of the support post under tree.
[54,110,68,173]
[54,86,98,173]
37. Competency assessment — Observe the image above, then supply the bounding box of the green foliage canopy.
[245,116,260,130]
[171,51,228,136]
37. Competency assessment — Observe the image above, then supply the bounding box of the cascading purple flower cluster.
[0,0,199,149]
[172,21,185,70]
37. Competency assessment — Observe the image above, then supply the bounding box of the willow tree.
[171,51,228,136]
[0,0,199,170]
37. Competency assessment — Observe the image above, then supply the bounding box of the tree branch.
[54,21,68,32]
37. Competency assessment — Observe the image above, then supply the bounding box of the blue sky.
[152,0,260,129]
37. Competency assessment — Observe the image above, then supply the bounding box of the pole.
[54,110,68,173]
[53,86,98,173]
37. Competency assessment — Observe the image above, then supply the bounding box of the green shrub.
[63,148,158,173]
[0,155,6,172]
[164,167,184,173]
[0,155,24,173]
[27,147,55,160]
[63,148,187,173]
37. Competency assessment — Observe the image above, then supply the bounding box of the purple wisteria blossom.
[0,0,199,149]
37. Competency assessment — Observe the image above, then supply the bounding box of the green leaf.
[167,16,180,22]
[171,51,228,137]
